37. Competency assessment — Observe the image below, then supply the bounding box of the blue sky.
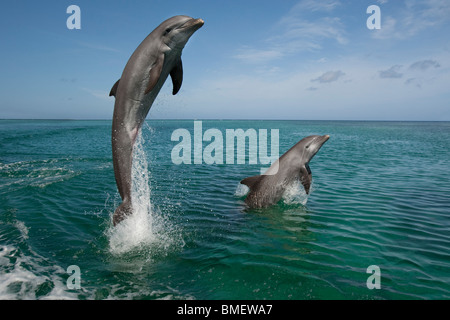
[0,0,449,120]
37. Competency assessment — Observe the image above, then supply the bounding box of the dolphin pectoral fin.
[240,175,262,190]
[299,165,312,194]
[170,58,183,95]
[145,54,165,95]
[109,79,120,97]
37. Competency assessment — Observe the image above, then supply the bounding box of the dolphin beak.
[317,135,330,149]
[180,18,204,33]
[192,18,204,30]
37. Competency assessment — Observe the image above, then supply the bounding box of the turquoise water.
[1,119,449,300]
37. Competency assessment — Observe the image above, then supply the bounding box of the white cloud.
[181,50,450,121]
[177,1,450,121]
[233,47,284,64]
[289,0,341,13]
[372,0,450,40]
[275,16,348,46]
[78,42,120,53]
[233,0,347,64]
[371,16,397,40]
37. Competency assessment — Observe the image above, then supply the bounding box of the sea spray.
[108,127,184,257]
[108,130,154,254]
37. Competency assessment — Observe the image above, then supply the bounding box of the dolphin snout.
[193,18,205,30]
[181,18,204,32]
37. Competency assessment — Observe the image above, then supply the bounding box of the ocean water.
[0,119,449,300]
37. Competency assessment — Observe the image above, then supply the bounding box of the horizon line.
[1,118,450,122]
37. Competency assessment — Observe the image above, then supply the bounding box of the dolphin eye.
[164,28,172,35]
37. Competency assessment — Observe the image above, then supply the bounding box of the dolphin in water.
[240,135,329,208]
[110,15,204,225]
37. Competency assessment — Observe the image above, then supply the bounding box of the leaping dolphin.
[240,135,329,208]
[110,15,204,225]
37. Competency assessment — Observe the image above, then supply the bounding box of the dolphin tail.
[112,200,133,226]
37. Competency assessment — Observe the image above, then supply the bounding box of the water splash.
[108,129,182,256]
[234,183,249,198]
[282,180,309,206]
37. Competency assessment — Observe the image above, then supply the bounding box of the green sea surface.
[1,119,449,299]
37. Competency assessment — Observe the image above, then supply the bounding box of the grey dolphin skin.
[110,16,204,225]
[240,135,330,208]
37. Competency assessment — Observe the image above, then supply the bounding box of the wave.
[0,240,78,300]
[0,159,79,189]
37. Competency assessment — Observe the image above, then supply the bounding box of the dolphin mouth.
[178,18,204,32]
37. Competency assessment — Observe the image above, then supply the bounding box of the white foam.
[0,245,78,300]
[14,220,29,240]
[0,159,77,189]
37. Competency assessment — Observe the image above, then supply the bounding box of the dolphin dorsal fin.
[240,175,262,190]
[170,58,183,95]
[109,79,120,97]
[145,54,165,95]
[299,164,312,194]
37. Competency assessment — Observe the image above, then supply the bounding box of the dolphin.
[110,15,204,225]
[240,135,330,208]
